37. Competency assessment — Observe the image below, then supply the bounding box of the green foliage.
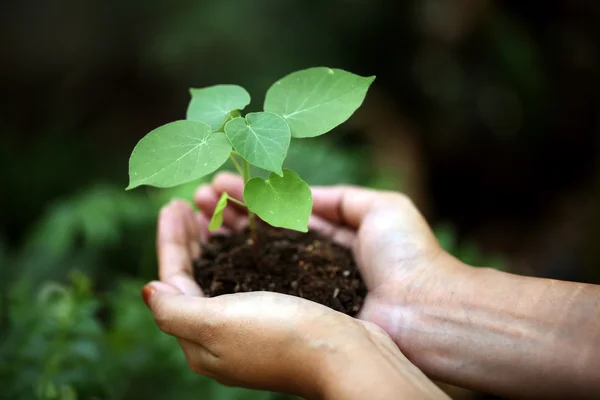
[128,67,375,233]
[15,185,157,285]
[244,169,312,232]
[209,192,229,231]
[187,85,251,131]
[0,271,290,400]
[225,112,290,175]
[127,121,232,190]
[263,67,375,138]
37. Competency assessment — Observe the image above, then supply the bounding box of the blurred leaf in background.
[0,271,290,400]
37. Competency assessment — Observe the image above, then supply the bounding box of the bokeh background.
[1,0,599,399]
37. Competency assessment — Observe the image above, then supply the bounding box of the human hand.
[145,199,449,399]
[195,173,471,365]
[188,173,600,399]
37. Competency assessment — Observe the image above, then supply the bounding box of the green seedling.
[127,67,375,236]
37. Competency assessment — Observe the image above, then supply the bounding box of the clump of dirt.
[193,226,366,316]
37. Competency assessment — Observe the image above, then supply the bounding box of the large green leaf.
[127,121,231,189]
[209,192,228,231]
[224,112,290,175]
[244,169,312,232]
[187,85,251,131]
[264,67,375,138]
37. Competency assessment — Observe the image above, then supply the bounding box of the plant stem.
[243,160,260,261]
[229,153,244,176]
[227,196,246,208]
[243,160,257,234]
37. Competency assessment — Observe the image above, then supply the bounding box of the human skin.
[144,196,448,399]
[190,172,600,399]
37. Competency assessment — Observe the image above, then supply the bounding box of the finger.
[195,212,210,243]
[195,185,247,231]
[177,200,201,260]
[143,282,222,376]
[144,281,219,344]
[212,172,245,203]
[178,337,221,378]
[308,215,356,248]
[310,186,381,228]
[178,339,238,387]
[209,174,375,234]
[157,201,203,296]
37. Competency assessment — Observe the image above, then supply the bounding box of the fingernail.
[141,284,155,308]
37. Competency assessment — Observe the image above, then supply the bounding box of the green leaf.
[264,67,375,138]
[244,169,312,232]
[224,112,290,175]
[209,192,228,231]
[127,121,231,189]
[187,85,251,131]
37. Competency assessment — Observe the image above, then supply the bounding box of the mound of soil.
[193,226,366,316]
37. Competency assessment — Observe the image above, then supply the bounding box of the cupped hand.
[195,173,469,359]
[146,199,447,398]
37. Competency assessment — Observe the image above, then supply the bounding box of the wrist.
[362,250,476,353]
[316,322,448,400]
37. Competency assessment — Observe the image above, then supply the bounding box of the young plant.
[127,67,375,234]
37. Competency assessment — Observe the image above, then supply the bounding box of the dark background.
[1,1,598,399]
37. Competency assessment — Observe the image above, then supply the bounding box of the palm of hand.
[173,173,447,345]
[154,187,413,394]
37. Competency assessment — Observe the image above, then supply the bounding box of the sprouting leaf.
[187,85,251,131]
[244,169,312,232]
[264,67,375,138]
[127,121,231,189]
[209,192,229,231]
[225,112,290,175]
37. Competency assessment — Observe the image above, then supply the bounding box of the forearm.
[398,256,600,398]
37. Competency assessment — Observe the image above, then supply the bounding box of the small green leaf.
[244,169,312,232]
[187,85,251,131]
[209,192,229,231]
[225,112,290,175]
[127,121,231,189]
[264,67,375,138]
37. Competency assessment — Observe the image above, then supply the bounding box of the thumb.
[142,280,182,308]
[142,281,215,342]
[353,195,440,288]
[310,186,380,228]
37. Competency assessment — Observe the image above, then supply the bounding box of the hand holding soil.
[192,172,450,323]
[145,172,600,399]
[143,181,449,399]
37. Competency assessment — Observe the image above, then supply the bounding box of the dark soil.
[193,226,366,316]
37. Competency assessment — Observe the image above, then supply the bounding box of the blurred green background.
[1,0,599,399]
